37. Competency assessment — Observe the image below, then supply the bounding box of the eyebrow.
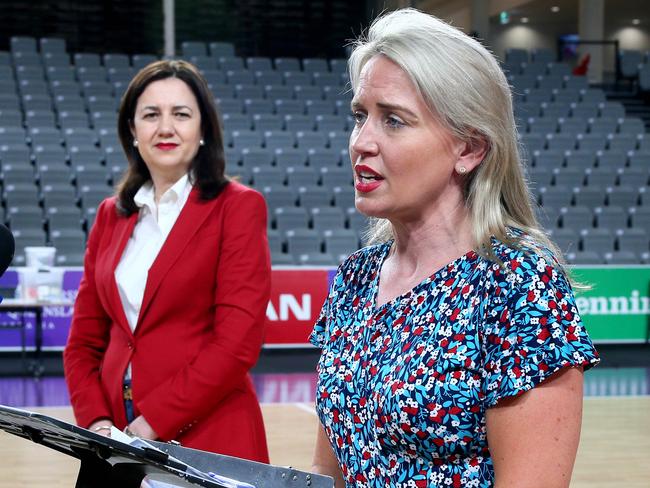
[351,100,418,119]
[140,105,194,112]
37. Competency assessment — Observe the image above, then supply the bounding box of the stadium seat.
[319,166,351,187]
[298,185,332,209]
[603,251,639,264]
[548,228,579,254]
[39,37,67,55]
[617,167,648,187]
[566,251,603,264]
[246,57,273,72]
[286,166,318,187]
[239,147,272,168]
[264,130,295,150]
[6,205,44,230]
[103,53,130,69]
[46,206,83,232]
[275,58,301,72]
[302,58,329,73]
[274,207,309,233]
[347,209,368,233]
[616,228,648,255]
[78,184,112,210]
[284,115,314,133]
[560,206,592,230]
[296,252,336,266]
[553,167,584,187]
[261,185,296,210]
[252,166,285,187]
[585,167,617,188]
[607,186,639,207]
[38,165,72,186]
[274,148,308,168]
[609,133,639,152]
[294,86,322,101]
[309,148,343,167]
[629,206,650,229]
[594,206,627,230]
[333,186,354,209]
[311,207,345,232]
[620,50,644,78]
[2,165,36,186]
[538,185,573,207]
[580,228,615,253]
[323,229,359,261]
[573,186,606,208]
[10,36,38,53]
[286,228,322,255]
[209,42,235,58]
[72,157,107,180]
[267,229,283,254]
[131,54,158,70]
[252,114,283,132]
[296,131,327,150]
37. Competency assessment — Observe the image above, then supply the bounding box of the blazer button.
[127,342,133,350]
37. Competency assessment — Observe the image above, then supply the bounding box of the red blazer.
[63,181,271,462]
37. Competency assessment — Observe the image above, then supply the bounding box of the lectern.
[0,405,333,488]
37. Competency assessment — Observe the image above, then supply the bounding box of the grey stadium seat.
[603,251,639,264]
[274,207,309,233]
[311,207,345,232]
[594,206,628,230]
[580,228,615,253]
[286,228,322,255]
[560,206,592,231]
[616,228,648,254]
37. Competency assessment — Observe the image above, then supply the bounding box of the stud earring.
[199,139,205,146]
[133,139,138,147]
[457,166,467,175]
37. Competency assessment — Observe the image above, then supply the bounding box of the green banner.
[571,266,650,343]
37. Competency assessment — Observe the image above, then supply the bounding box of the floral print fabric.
[310,235,599,487]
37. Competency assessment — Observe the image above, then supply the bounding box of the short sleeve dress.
[310,234,599,488]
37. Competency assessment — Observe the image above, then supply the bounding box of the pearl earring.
[133,139,139,147]
[457,166,467,175]
[199,139,205,146]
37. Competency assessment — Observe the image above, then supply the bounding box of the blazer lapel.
[137,187,221,326]
[108,211,138,337]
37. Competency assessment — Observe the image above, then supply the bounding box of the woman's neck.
[388,202,475,278]
[150,172,186,205]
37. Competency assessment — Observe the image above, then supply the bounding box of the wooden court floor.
[0,397,648,487]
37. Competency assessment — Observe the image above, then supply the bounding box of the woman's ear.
[457,134,489,174]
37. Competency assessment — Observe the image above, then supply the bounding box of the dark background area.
[0,0,368,58]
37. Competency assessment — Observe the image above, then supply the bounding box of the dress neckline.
[371,241,477,313]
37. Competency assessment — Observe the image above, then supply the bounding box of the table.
[0,298,73,377]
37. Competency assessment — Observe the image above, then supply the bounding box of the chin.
[354,200,386,219]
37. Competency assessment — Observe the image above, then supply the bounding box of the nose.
[349,119,379,160]
[156,113,175,136]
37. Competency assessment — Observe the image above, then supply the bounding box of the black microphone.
[0,224,15,277]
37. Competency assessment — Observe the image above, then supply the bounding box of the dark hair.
[116,59,229,216]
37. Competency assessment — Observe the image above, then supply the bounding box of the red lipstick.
[156,143,178,151]
[354,164,384,193]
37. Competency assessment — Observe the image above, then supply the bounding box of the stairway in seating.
[605,88,650,131]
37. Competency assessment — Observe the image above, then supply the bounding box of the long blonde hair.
[348,8,563,266]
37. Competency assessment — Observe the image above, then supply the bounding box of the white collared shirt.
[115,174,193,333]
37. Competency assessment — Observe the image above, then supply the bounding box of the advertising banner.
[571,266,650,343]
[0,266,647,351]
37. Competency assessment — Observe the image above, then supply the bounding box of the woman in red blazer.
[63,60,270,462]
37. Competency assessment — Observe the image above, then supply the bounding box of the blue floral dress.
[310,235,599,488]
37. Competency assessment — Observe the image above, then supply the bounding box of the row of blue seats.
[1,64,349,90]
